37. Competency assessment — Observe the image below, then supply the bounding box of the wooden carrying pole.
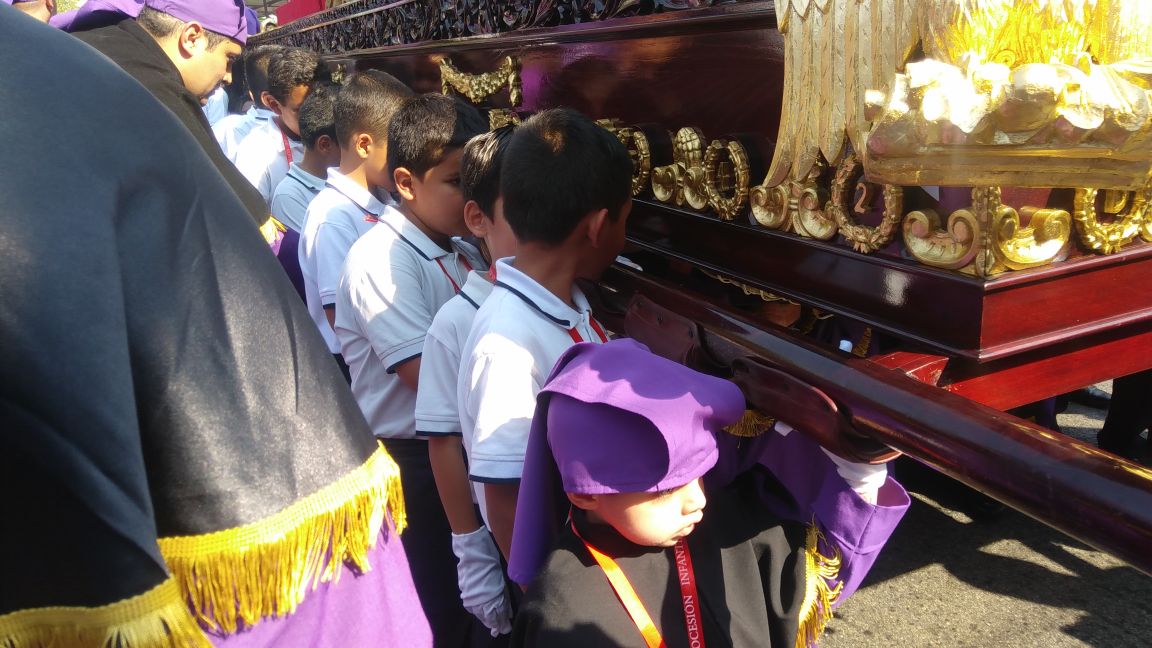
[597,267,1152,577]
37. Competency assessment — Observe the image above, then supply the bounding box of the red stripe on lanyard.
[436,257,472,294]
[567,317,609,344]
[674,539,705,648]
[281,129,294,166]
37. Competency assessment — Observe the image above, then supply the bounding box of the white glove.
[452,527,513,636]
[776,422,888,504]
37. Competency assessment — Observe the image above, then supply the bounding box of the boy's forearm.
[428,436,482,535]
[484,482,520,561]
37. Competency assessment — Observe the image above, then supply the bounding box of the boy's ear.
[394,166,416,202]
[567,492,600,511]
[261,91,282,114]
[353,133,372,160]
[463,200,490,239]
[584,208,611,247]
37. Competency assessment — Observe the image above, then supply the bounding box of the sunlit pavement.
[822,383,1152,648]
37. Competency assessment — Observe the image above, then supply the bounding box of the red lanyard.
[435,256,473,294]
[567,317,608,344]
[571,519,705,648]
[281,129,294,165]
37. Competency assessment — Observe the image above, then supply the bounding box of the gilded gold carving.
[789,164,835,240]
[860,1,1152,190]
[488,109,521,130]
[903,208,980,271]
[652,128,706,207]
[904,186,1072,274]
[1073,187,1149,254]
[702,139,750,221]
[701,270,799,305]
[990,205,1072,270]
[825,151,902,253]
[597,120,653,198]
[440,56,523,107]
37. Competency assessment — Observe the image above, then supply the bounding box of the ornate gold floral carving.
[440,56,522,106]
[597,120,652,198]
[702,139,750,221]
[1073,187,1149,254]
[748,183,790,230]
[748,163,833,238]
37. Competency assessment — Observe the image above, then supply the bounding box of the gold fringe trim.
[795,523,844,648]
[0,577,210,648]
[158,444,406,636]
[724,409,776,438]
[258,216,286,246]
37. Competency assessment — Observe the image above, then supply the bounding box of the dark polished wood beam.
[593,266,1152,576]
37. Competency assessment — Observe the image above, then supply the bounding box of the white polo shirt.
[460,258,608,484]
[202,86,228,125]
[416,271,494,522]
[298,169,384,353]
[270,163,325,233]
[233,118,305,203]
[213,106,274,162]
[336,205,484,439]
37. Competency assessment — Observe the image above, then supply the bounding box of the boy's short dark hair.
[334,70,413,149]
[242,44,285,104]
[462,125,515,217]
[501,108,632,246]
[387,94,487,178]
[267,47,329,103]
[136,6,232,49]
[298,83,339,149]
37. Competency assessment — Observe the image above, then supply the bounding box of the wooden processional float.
[255,0,1152,575]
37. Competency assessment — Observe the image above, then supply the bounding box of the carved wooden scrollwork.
[1073,187,1149,254]
[253,0,740,54]
[903,206,981,271]
[990,205,1072,271]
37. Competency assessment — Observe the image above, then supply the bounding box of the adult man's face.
[178,22,242,103]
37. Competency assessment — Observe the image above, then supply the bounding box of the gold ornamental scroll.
[440,56,523,129]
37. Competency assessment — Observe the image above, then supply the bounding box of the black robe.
[0,9,375,615]
[73,18,270,224]
[512,470,808,648]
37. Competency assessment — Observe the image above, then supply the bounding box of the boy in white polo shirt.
[269,83,340,301]
[298,70,412,378]
[336,93,488,646]
[232,47,328,202]
[459,108,634,563]
[416,126,518,638]
[213,44,282,161]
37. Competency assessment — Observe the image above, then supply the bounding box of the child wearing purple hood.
[509,339,909,648]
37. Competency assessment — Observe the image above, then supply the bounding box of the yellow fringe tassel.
[158,444,406,636]
[0,577,210,648]
[795,523,844,648]
[724,409,776,438]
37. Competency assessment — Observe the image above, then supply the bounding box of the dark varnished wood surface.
[285,5,1152,369]
[594,266,1152,576]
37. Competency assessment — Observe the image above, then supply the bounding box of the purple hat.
[51,0,249,43]
[507,338,745,585]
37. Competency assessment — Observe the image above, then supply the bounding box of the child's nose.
[682,478,707,513]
